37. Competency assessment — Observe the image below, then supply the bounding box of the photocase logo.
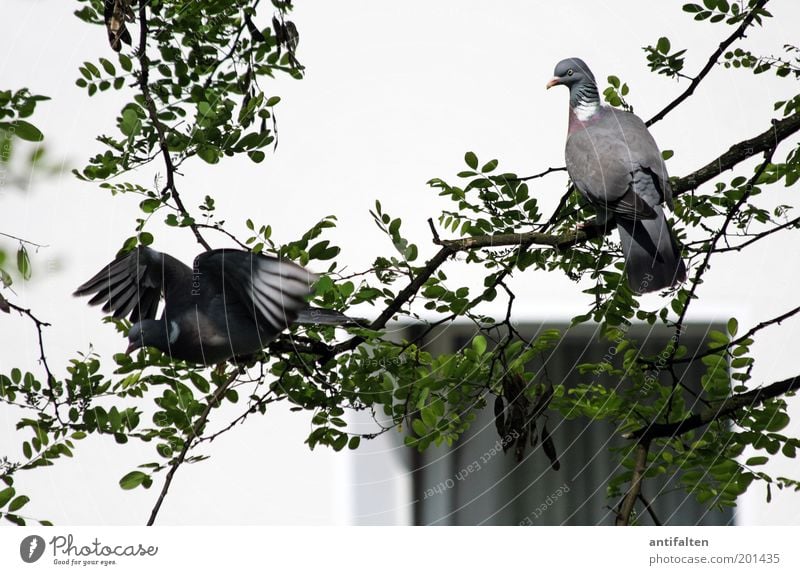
[19,535,46,563]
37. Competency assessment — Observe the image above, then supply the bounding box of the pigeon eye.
[567,69,574,76]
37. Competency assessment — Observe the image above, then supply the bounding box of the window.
[350,322,733,526]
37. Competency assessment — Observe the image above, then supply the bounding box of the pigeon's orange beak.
[546,77,560,89]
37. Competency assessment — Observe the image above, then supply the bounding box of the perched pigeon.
[547,57,686,293]
[75,247,354,364]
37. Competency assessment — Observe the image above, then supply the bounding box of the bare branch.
[616,441,649,526]
[514,166,567,181]
[0,232,48,249]
[6,300,62,414]
[638,492,662,526]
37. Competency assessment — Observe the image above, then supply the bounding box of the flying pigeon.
[547,57,686,294]
[75,247,356,364]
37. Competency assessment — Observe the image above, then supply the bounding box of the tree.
[1,0,799,526]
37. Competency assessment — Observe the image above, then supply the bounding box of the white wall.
[1,0,799,525]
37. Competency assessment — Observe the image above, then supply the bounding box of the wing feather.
[74,247,190,323]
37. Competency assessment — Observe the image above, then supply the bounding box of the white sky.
[1,0,799,525]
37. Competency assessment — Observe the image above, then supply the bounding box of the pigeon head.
[547,57,601,120]
[126,319,179,355]
[546,58,595,90]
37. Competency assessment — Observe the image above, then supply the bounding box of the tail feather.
[616,206,686,294]
[294,307,367,327]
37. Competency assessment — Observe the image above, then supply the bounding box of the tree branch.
[625,374,800,442]
[146,371,238,525]
[638,492,662,526]
[328,245,456,356]
[136,2,211,252]
[646,0,770,127]
[671,112,798,196]
[6,301,62,414]
[707,215,800,253]
[668,146,776,362]
[667,303,800,366]
[0,232,48,249]
[429,111,799,259]
[616,441,649,526]
[514,166,567,181]
[288,112,799,364]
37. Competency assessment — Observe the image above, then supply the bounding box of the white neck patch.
[168,320,180,344]
[574,101,600,122]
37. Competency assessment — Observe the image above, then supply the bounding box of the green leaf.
[138,231,154,246]
[247,150,265,163]
[118,53,133,72]
[197,145,220,164]
[188,372,210,394]
[8,495,29,512]
[119,470,149,490]
[421,406,437,428]
[99,57,116,75]
[16,246,31,280]
[120,108,141,136]
[481,159,498,173]
[727,317,738,337]
[766,412,790,432]
[140,198,161,214]
[10,120,44,142]
[746,456,768,466]
[472,335,487,356]
[464,151,478,170]
[411,418,427,437]
[656,37,671,54]
[0,487,14,508]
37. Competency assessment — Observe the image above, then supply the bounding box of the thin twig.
[194,223,250,250]
[6,301,63,417]
[708,216,800,253]
[664,303,800,366]
[646,0,770,127]
[514,166,567,181]
[668,147,776,363]
[146,371,238,525]
[0,232,48,249]
[427,218,441,244]
[638,492,662,526]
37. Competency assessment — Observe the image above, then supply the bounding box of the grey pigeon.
[75,247,355,364]
[547,57,686,293]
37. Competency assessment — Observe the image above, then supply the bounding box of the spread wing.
[74,246,190,323]
[196,250,316,333]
